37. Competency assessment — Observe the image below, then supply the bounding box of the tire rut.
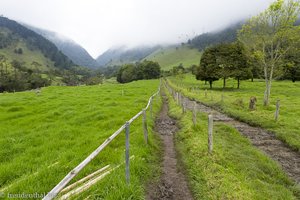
[146,92,193,200]
[170,87,300,184]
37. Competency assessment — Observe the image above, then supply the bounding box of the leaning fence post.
[275,100,280,121]
[208,115,213,154]
[125,121,130,184]
[142,109,148,144]
[193,102,197,126]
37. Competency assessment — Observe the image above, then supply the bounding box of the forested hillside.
[26,25,99,69]
[190,22,243,50]
[0,16,73,69]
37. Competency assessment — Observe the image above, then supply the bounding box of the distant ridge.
[25,25,99,69]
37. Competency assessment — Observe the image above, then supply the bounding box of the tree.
[138,60,161,79]
[228,43,252,88]
[238,0,300,106]
[195,46,221,89]
[117,64,136,83]
[282,46,300,82]
[116,60,161,83]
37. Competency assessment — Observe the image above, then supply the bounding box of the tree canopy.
[238,0,300,105]
[117,60,161,83]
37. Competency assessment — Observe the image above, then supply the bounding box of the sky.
[0,0,274,58]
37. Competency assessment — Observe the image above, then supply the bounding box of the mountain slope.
[26,25,99,69]
[190,22,243,50]
[0,16,73,70]
[0,27,54,71]
[144,45,202,70]
[96,45,160,67]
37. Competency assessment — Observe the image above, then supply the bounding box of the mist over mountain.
[189,21,244,51]
[25,25,99,69]
[96,45,161,67]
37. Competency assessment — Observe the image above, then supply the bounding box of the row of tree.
[117,60,161,83]
[194,42,251,89]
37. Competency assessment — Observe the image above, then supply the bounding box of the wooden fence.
[43,84,161,200]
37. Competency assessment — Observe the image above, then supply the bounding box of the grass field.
[164,84,300,200]
[145,45,202,70]
[0,80,161,199]
[167,74,300,151]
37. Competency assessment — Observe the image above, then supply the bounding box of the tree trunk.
[209,80,212,89]
[263,79,272,106]
[223,77,226,88]
[205,80,207,85]
[237,77,240,89]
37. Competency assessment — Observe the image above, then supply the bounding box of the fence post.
[125,121,130,184]
[150,97,153,118]
[142,109,148,144]
[193,102,197,126]
[275,100,280,121]
[176,92,179,105]
[182,98,186,114]
[208,115,213,154]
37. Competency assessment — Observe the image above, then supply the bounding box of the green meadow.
[0,80,161,199]
[145,45,202,70]
[167,74,300,151]
[164,84,300,200]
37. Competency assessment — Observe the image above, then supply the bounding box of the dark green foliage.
[117,60,161,83]
[195,46,222,89]
[0,16,73,69]
[0,59,50,92]
[217,42,251,88]
[282,49,300,82]
[195,43,251,89]
[117,64,137,83]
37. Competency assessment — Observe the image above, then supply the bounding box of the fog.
[0,0,274,57]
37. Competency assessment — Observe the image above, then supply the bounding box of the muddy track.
[176,92,300,184]
[146,92,193,200]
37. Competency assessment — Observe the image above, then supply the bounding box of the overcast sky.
[0,0,274,58]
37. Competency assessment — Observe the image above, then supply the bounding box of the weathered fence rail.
[43,84,161,200]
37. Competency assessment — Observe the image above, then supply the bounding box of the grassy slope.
[164,85,299,199]
[0,80,161,199]
[145,45,202,70]
[0,27,55,71]
[167,74,300,151]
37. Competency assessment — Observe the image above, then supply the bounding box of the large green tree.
[238,0,300,106]
[195,46,221,89]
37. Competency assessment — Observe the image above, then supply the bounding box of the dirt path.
[146,93,193,200]
[179,94,300,184]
